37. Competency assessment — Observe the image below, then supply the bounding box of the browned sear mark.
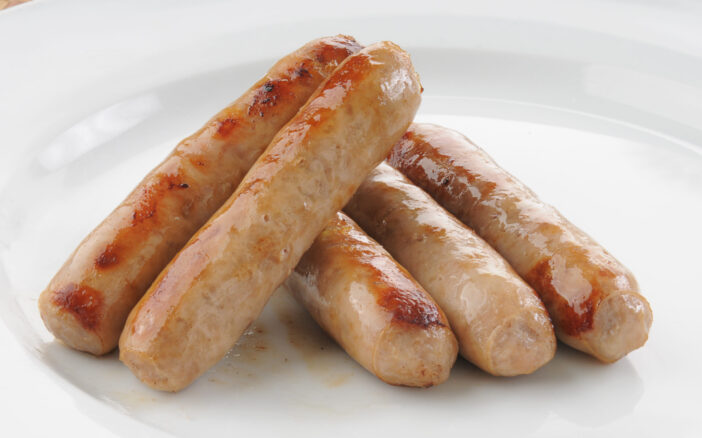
[131,171,189,225]
[132,195,156,224]
[374,274,445,329]
[525,258,602,337]
[313,37,361,66]
[215,118,239,139]
[52,283,104,330]
[318,53,370,95]
[248,81,286,118]
[322,218,445,329]
[290,54,372,131]
[95,243,119,269]
[294,66,310,78]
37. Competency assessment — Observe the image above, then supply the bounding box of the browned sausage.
[345,163,556,376]
[286,212,458,387]
[37,35,362,355]
[119,41,422,391]
[387,123,652,362]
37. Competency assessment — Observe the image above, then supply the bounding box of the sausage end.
[372,322,458,387]
[119,346,183,392]
[586,292,652,363]
[486,309,557,376]
[38,288,110,355]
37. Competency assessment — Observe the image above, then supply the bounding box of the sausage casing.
[286,212,458,387]
[119,42,422,391]
[345,163,556,376]
[387,123,652,362]
[38,35,362,355]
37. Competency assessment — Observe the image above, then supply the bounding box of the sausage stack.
[38,35,652,392]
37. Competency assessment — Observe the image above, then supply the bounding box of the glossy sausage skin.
[345,163,556,376]
[119,42,422,391]
[387,123,652,362]
[37,36,362,355]
[286,212,458,387]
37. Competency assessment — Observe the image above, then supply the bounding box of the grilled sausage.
[345,163,556,376]
[38,35,362,355]
[286,212,458,387]
[387,123,652,362]
[119,42,422,391]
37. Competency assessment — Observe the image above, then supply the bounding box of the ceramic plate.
[1,0,701,436]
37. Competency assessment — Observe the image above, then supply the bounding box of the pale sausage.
[387,123,652,362]
[345,163,556,376]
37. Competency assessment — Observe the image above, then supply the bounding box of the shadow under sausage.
[415,340,644,432]
[201,287,363,392]
[207,285,644,431]
[527,343,645,427]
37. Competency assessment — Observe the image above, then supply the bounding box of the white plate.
[1,0,701,436]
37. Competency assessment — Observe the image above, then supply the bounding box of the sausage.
[119,42,422,391]
[285,212,458,387]
[37,35,362,355]
[387,123,652,362]
[345,163,556,376]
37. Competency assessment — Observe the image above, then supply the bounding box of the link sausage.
[387,123,652,362]
[286,212,458,387]
[38,35,362,355]
[345,163,556,376]
[119,42,422,391]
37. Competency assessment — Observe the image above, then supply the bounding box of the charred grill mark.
[294,66,310,78]
[247,80,290,118]
[245,37,361,122]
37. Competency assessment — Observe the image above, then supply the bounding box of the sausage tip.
[487,309,557,376]
[119,347,179,392]
[587,292,652,363]
[373,323,457,387]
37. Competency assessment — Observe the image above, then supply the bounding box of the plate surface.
[1,0,701,436]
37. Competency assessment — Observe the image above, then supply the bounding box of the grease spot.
[206,322,289,388]
[271,290,354,388]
